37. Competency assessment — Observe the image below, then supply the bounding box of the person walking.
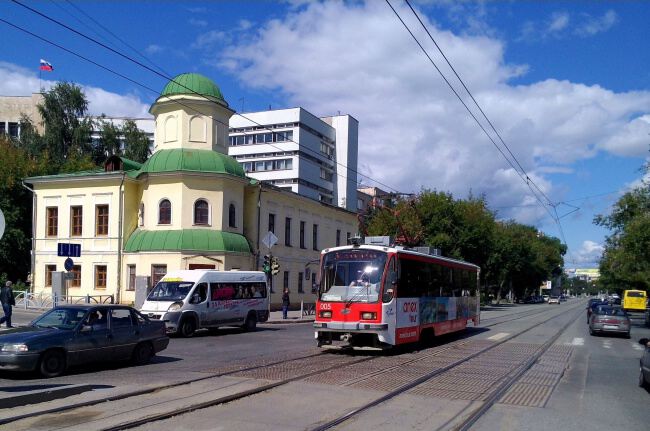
[282,288,290,320]
[0,281,16,328]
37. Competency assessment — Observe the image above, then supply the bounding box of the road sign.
[64,257,74,271]
[262,231,278,249]
[57,243,81,257]
[0,208,5,241]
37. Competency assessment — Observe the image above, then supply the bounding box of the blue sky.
[1,1,649,268]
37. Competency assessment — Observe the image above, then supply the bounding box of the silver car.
[588,305,630,338]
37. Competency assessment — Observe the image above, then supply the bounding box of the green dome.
[138,148,245,178]
[160,73,227,105]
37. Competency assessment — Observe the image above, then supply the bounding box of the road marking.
[571,337,584,346]
[488,332,509,341]
[632,343,644,351]
[602,340,612,349]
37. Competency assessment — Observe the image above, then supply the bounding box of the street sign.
[261,231,278,249]
[64,257,74,272]
[57,243,81,257]
[0,208,5,241]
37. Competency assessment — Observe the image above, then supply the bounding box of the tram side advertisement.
[396,298,420,343]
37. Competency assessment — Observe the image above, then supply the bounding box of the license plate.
[603,325,618,329]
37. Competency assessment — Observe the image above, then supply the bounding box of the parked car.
[0,304,169,377]
[589,305,630,338]
[587,299,608,323]
[639,338,650,389]
[543,295,550,302]
[548,296,560,304]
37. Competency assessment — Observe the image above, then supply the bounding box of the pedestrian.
[282,288,290,320]
[0,281,16,328]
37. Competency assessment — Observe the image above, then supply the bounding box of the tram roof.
[321,244,480,271]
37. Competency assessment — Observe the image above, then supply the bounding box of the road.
[0,301,648,430]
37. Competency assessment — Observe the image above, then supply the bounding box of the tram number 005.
[402,302,417,313]
[320,303,332,310]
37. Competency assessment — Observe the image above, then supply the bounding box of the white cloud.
[145,44,164,55]
[0,63,150,118]
[576,10,618,37]
[189,18,208,27]
[215,1,650,226]
[547,12,569,33]
[573,240,604,266]
[191,30,228,50]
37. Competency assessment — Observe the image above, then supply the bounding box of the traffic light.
[263,254,271,274]
[271,256,280,275]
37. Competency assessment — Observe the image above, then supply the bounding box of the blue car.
[0,304,169,377]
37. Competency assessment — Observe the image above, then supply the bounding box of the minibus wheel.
[243,313,257,332]
[179,318,196,337]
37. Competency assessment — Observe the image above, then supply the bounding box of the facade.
[229,108,359,212]
[26,73,357,306]
[0,93,44,136]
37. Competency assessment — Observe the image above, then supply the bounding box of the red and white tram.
[313,238,480,350]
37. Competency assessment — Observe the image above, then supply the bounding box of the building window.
[336,229,341,247]
[70,206,83,237]
[311,273,317,293]
[300,221,306,249]
[151,264,167,287]
[194,199,209,225]
[127,265,136,291]
[70,265,81,288]
[158,199,171,225]
[45,264,56,287]
[229,203,236,228]
[283,271,289,290]
[139,203,144,226]
[285,217,292,246]
[347,232,351,245]
[312,224,318,251]
[95,204,109,236]
[298,272,304,293]
[95,265,107,289]
[46,207,58,237]
[268,213,275,234]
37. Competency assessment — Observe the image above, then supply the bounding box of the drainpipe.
[256,183,262,270]
[116,172,126,304]
[21,181,36,292]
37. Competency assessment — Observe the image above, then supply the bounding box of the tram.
[313,237,480,350]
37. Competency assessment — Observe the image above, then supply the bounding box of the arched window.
[194,199,209,225]
[228,203,236,228]
[158,199,171,224]
[139,202,145,226]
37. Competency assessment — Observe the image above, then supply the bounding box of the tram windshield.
[320,249,387,302]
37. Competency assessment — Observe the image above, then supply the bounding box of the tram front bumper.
[313,322,388,331]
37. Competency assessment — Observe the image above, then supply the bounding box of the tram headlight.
[361,312,376,320]
[319,310,332,318]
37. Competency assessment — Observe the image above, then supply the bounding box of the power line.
[11,0,403,195]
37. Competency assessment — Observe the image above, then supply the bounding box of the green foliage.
[365,189,565,302]
[123,119,151,163]
[94,117,122,164]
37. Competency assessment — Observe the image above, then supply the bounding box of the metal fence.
[14,291,114,310]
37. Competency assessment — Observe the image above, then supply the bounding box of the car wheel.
[242,313,257,332]
[178,318,196,338]
[639,368,647,388]
[589,328,594,336]
[132,342,154,365]
[39,349,66,378]
[626,332,631,339]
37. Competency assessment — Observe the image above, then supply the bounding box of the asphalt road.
[1,302,649,430]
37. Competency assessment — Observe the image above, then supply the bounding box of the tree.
[94,117,122,164]
[37,82,93,166]
[122,119,151,163]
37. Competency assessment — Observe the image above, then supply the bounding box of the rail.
[13,291,114,310]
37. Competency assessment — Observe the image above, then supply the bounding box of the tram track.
[2,301,585,430]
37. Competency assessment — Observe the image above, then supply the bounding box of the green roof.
[160,73,226,105]
[138,148,246,178]
[124,229,251,253]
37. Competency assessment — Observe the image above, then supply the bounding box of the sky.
[1,0,649,268]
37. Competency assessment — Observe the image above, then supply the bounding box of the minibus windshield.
[147,282,194,301]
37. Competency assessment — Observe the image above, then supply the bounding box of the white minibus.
[140,270,269,337]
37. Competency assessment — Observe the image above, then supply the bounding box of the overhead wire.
[7,0,402,195]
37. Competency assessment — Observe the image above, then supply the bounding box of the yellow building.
[26,73,357,305]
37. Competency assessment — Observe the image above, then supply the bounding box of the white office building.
[228,108,358,212]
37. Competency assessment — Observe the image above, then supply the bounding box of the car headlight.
[167,301,184,312]
[1,344,29,352]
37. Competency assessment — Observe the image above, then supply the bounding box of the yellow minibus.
[622,290,647,312]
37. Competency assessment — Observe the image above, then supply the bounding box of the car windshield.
[147,282,194,301]
[595,306,627,316]
[320,249,387,303]
[32,308,87,330]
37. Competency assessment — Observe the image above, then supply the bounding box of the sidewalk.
[266,309,315,324]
